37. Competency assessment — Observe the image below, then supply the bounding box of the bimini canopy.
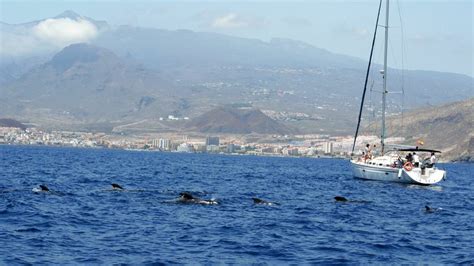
[396,148,442,153]
[385,144,441,153]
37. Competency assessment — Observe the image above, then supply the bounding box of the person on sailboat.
[364,144,371,161]
[405,153,413,163]
[413,152,420,167]
[395,156,403,168]
[372,144,377,157]
[428,152,437,168]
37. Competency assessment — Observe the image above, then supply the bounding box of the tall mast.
[350,0,383,155]
[381,0,389,154]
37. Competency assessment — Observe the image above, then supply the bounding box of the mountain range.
[0,11,472,136]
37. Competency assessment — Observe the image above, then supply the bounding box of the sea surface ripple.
[0,145,473,264]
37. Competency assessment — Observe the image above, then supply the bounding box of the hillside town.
[0,125,403,158]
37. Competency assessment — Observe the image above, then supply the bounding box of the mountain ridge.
[0,12,472,136]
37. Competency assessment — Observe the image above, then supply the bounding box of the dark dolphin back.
[112,183,124,190]
[334,196,348,202]
[180,192,195,200]
[252,198,264,204]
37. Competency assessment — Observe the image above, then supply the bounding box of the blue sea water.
[0,145,473,264]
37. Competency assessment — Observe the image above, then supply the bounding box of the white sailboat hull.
[351,160,445,185]
[349,0,448,186]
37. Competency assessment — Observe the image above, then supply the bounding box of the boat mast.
[350,0,383,155]
[381,0,389,154]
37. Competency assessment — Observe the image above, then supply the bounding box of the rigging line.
[351,0,383,154]
[369,81,378,137]
[388,39,399,72]
[384,3,404,140]
[396,0,406,91]
[366,80,373,134]
[387,39,404,113]
[396,0,406,135]
[369,80,374,114]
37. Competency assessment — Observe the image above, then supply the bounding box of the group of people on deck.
[402,152,437,168]
[361,143,377,162]
[359,143,437,169]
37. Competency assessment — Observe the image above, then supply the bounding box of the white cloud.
[211,13,249,29]
[0,18,99,57]
[33,18,98,47]
[352,27,369,38]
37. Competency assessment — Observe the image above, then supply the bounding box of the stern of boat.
[401,167,445,185]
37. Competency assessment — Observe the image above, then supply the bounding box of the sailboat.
[350,0,446,185]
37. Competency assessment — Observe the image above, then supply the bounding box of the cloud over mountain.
[0,12,102,57]
[33,18,98,47]
[211,13,264,29]
[212,13,248,28]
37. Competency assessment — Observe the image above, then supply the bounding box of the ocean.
[0,145,473,264]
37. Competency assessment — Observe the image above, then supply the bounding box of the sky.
[1,0,473,76]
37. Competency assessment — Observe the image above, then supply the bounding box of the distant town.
[0,126,404,158]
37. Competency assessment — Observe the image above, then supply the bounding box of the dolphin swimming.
[32,184,50,193]
[111,183,124,190]
[252,197,279,206]
[177,192,219,205]
[425,205,442,213]
[334,196,370,204]
[334,196,348,202]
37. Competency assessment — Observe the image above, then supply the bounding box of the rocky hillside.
[185,107,295,135]
[0,43,180,123]
[386,98,474,162]
[0,118,27,130]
